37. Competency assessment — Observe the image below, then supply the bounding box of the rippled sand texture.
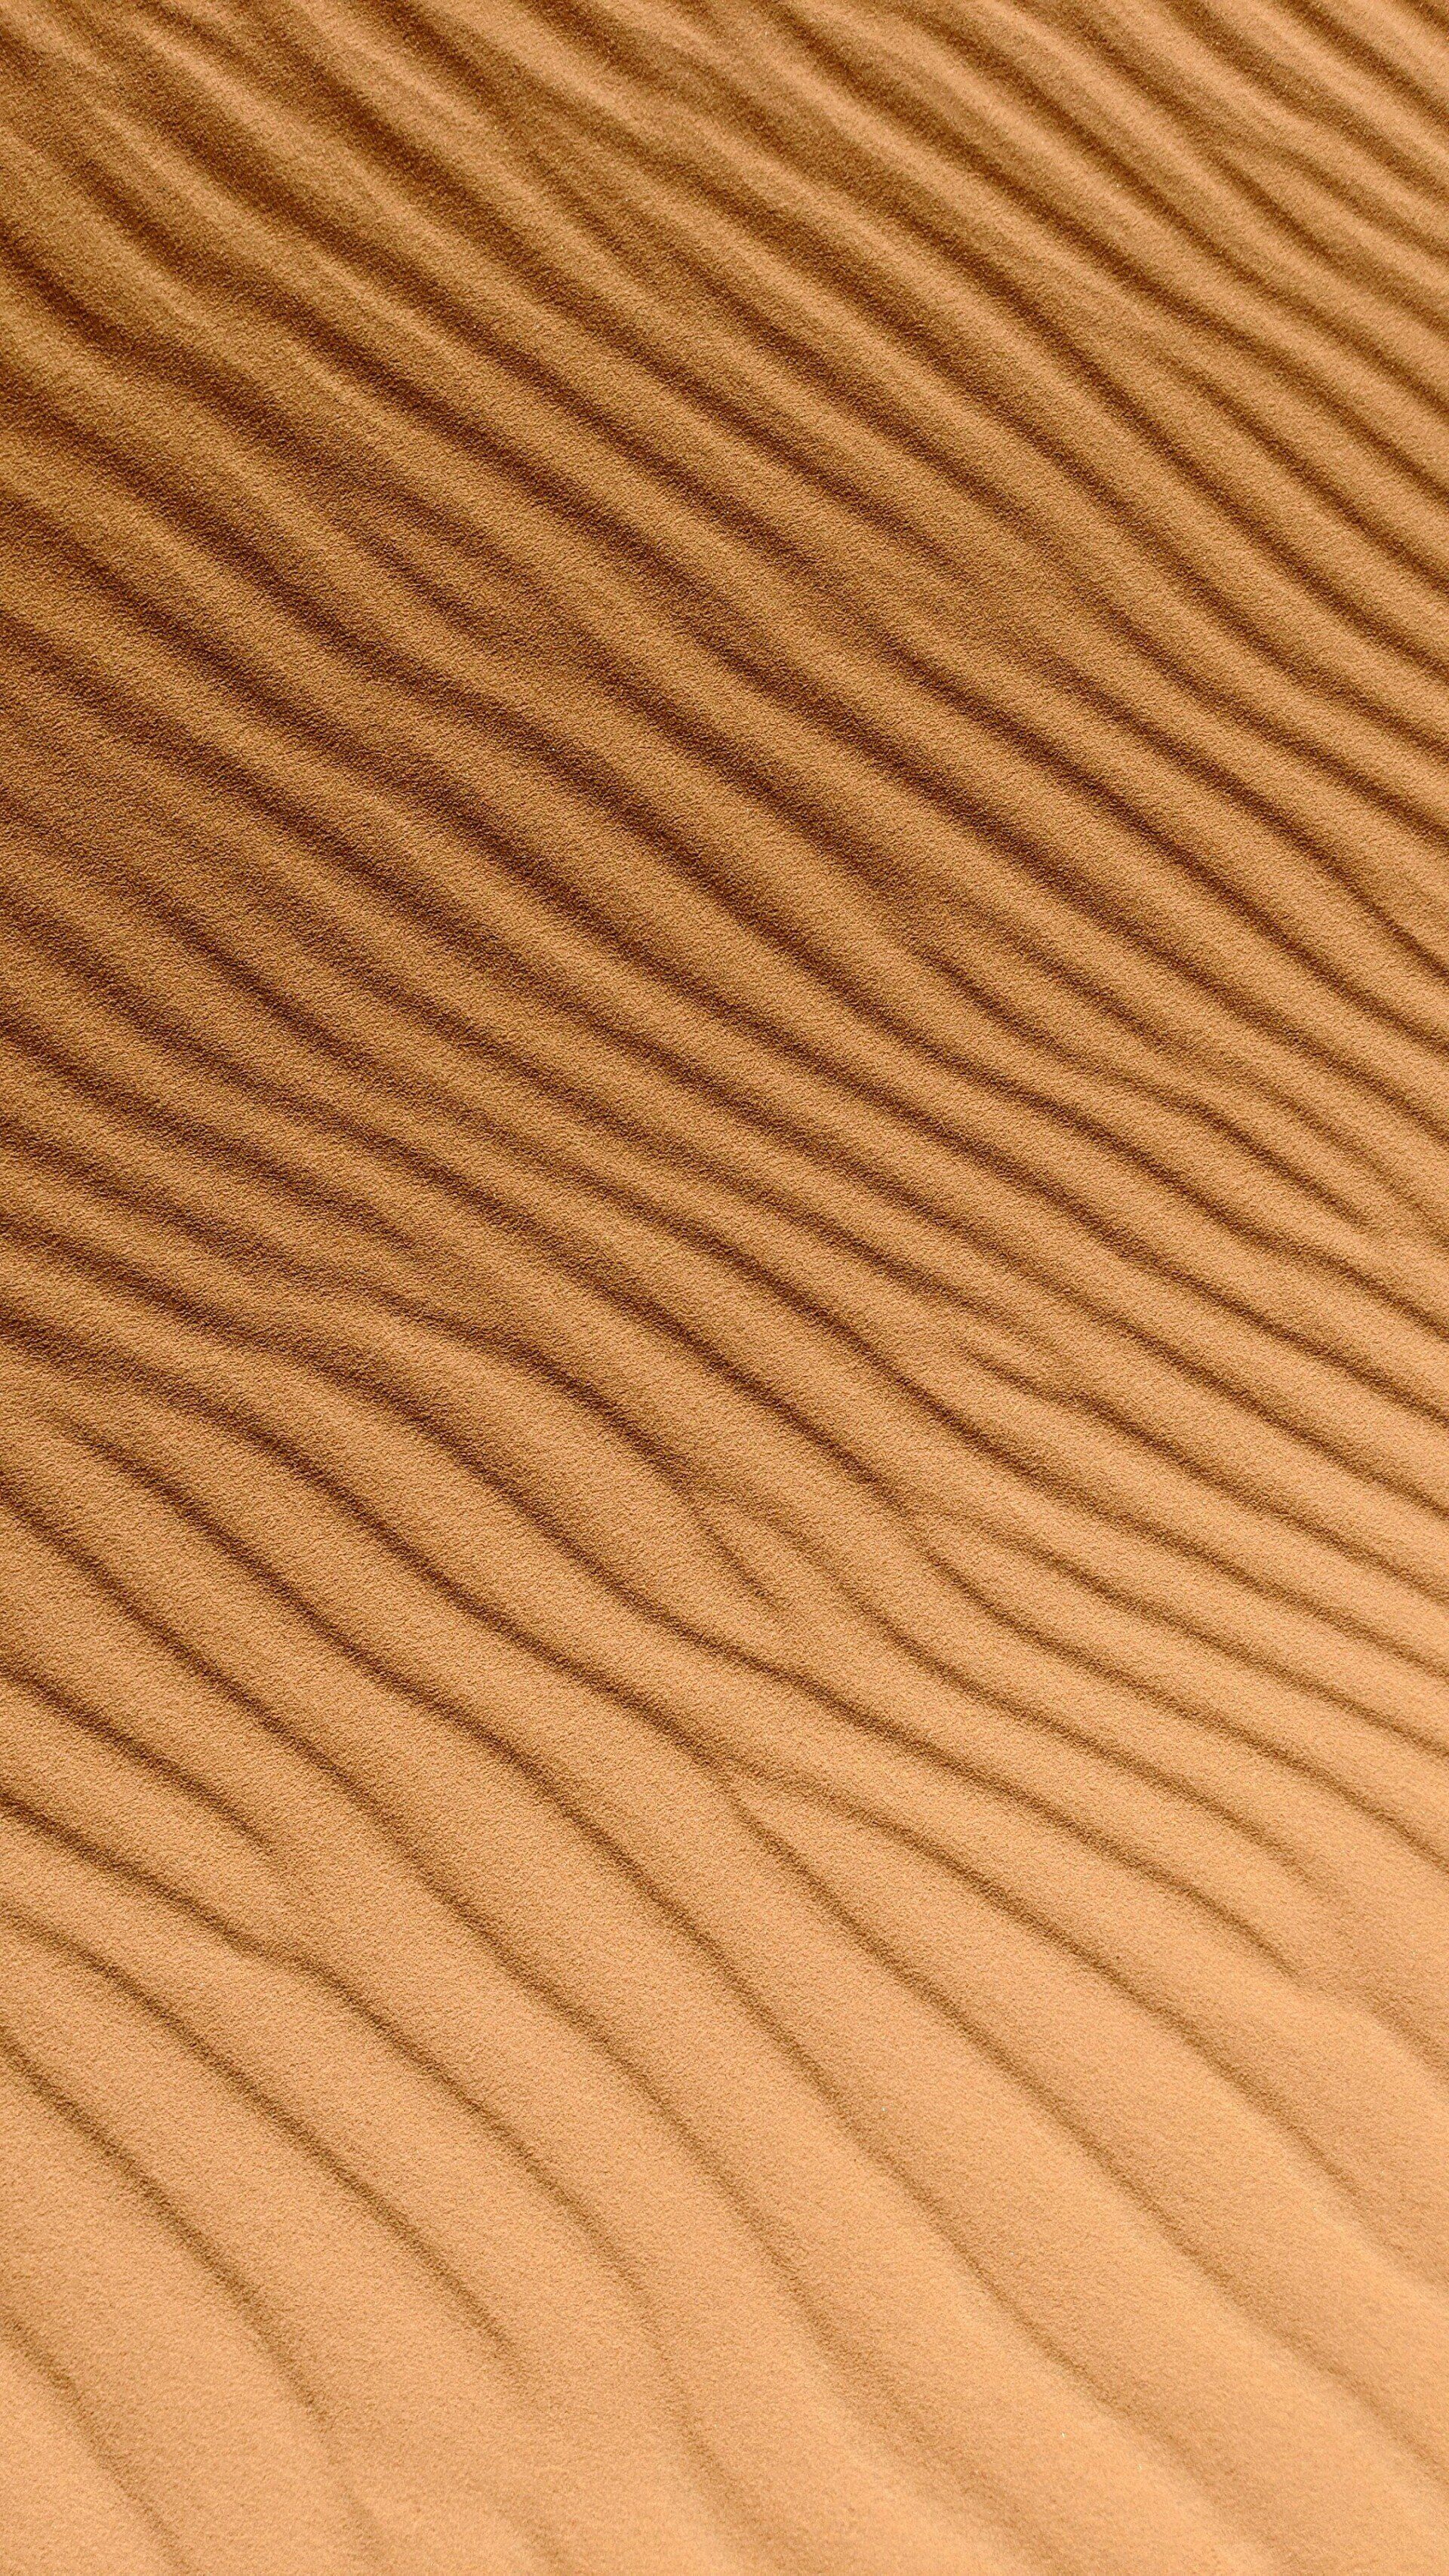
[8,2,1449,2571]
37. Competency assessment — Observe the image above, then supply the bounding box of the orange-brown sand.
[3,2,1449,2569]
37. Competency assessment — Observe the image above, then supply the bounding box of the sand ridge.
[3,0,1449,2568]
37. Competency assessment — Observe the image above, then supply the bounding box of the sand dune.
[4,0,1449,2568]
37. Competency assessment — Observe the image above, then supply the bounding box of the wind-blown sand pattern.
[4,0,1449,2568]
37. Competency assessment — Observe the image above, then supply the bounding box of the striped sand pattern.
[4,0,1449,2568]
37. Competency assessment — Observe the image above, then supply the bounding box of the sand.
[2,0,1449,2568]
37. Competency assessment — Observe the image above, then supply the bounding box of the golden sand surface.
[4,2,1449,2568]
